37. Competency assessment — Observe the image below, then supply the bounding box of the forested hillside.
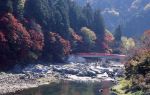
[0,0,149,94]
[0,0,110,70]
[76,0,150,37]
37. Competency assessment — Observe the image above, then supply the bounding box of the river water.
[7,80,114,95]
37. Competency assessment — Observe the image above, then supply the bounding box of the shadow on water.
[6,80,113,95]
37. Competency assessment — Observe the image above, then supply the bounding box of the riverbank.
[111,78,146,95]
[0,61,124,94]
[0,72,57,94]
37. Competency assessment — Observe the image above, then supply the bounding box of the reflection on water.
[7,80,113,95]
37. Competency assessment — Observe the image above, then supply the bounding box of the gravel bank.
[0,72,57,95]
[0,61,124,94]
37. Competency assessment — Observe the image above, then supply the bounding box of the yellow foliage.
[121,36,135,51]
[105,29,114,42]
[81,27,97,42]
[112,78,132,95]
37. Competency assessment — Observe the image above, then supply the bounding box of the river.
[5,80,114,95]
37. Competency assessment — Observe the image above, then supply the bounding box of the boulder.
[64,68,79,75]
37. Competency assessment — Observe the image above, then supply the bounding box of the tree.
[121,36,135,53]
[114,25,122,42]
[24,0,51,29]
[0,13,31,69]
[80,27,97,52]
[125,48,150,93]
[68,1,82,32]
[142,30,150,48]
[112,25,123,53]
[82,3,94,29]
[51,0,70,39]
[42,32,71,62]
[92,10,107,52]
[27,20,44,52]
[13,0,26,21]
[105,29,114,43]
[0,13,45,69]
[69,28,82,52]
[25,0,71,39]
[93,10,105,40]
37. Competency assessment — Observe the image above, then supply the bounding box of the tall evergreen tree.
[112,25,122,53]
[13,0,26,21]
[114,25,122,42]
[24,0,50,29]
[82,3,94,29]
[51,0,70,39]
[68,1,81,32]
[93,10,105,40]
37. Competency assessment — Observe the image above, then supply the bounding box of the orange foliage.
[143,30,150,48]
[0,13,32,49]
[104,30,114,43]
[0,13,45,68]
[49,32,71,55]
[144,30,150,36]
[71,31,82,42]
[29,29,44,51]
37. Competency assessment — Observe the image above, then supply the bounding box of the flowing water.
[6,80,113,95]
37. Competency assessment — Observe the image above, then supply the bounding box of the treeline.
[124,30,150,94]
[0,0,109,70]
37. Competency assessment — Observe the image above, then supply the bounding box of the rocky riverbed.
[0,61,125,94]
[0,72,57,94]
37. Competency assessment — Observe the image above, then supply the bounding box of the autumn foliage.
[104,29,114,43]
[49,32,71,55]
[0,12,108,67]
[125,31,150,93]
[142,30,150,48]
[42,32,71,62]
[29,30,44,51]
[0,13,31,51]
[0,13,45,69]
[69,28,82,42]
[0,13,31,48]
[0,0,111,70]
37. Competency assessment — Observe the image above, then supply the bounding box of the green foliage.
[68,1,82,32]
[112,78,145,95]
[93,10,105,40]
[13,0,26,21]
[105,29,114,43]
[132,91,144,95]
[114,25,122,42]
[80,27,97,52]
[82,3,94,29]
[112,78,132,95]
[24,0,50,28]
[0,0,107,67]
[81,27,96,44]
[111,25,123,54]
[121,37,135,54]
[125,47,150,93]
[24,0,71,39]
[24,0,106,55]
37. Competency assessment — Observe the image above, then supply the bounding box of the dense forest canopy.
[76,0,150,37]
[0,0,149,72]
[0,0,110,70]
[0,0,149,94]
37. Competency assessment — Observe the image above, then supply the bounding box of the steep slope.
[0,0,108,69]
[75,0,150,37]
[122,10,150,37]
